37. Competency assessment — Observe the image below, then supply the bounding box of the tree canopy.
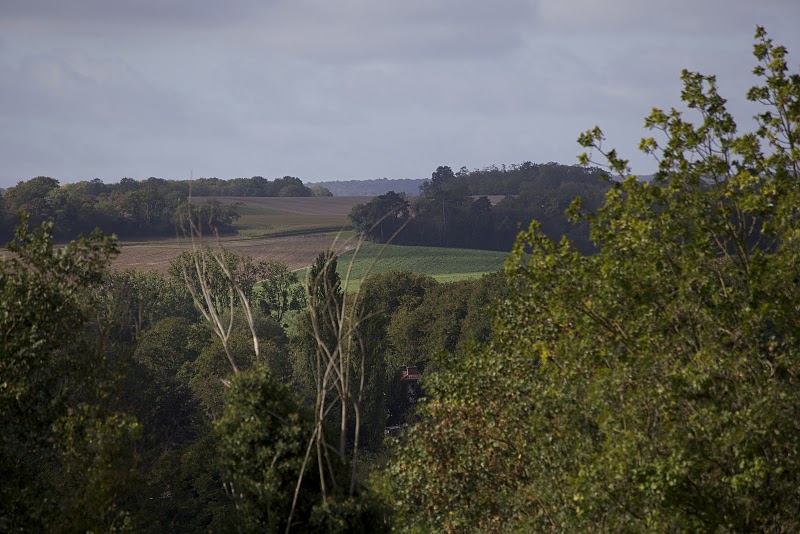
[349,162,609,252]
[382,27,800,532]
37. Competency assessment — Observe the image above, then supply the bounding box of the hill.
[308,178,426,196]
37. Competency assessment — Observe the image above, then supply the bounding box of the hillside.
[308,178,426,196]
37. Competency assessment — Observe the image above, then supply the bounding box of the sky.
[1,1,799,188]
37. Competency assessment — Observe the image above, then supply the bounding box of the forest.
[2,29,800,532]
[0,175,330,241]
[348,162,609,253]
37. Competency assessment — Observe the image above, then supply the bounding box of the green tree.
[3,176,60,226]
[217,365,386,533]
[384,28,800,532]
[310,184,333,197]
[1,215,140,531]
[348,191,411,243]
[255,259,305,322]
[172,199,240,235]
[356,270,437,445]
[93,269,196,343]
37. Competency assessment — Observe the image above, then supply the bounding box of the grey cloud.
[0,0,260,31]
[536,0,800,35]
[1,0,537,63]
[0,47,243,184]
[0,50,192,129]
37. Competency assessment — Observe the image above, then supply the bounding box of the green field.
[298,242,509,291]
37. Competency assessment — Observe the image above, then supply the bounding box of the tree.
[217,365,386,533]
[310,185,333,197]
[255,260,305,322]
[218,249,387,531]
[356,270,438,444]
[348,191,411,243]
[384,28,800,532]
[3,176,60,226]
[1,215,139,530]
[416,165,472,246]
[93,269,197,343]
[420,165,456,197]
[276,176,312,197]
[172,199,240,235]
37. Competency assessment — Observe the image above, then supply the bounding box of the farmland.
[112,196,365,273]
[325,242,507,291]
[112,196,508,281]
[215,196,368,238]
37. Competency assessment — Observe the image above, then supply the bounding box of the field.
[113,196,368,273]
[299,242,509,292]
[108,196,509,283]
[216,196,367,238]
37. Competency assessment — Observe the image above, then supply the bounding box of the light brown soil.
[112,232,357,274]
[5,197,374,275]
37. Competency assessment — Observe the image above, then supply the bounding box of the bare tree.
[177,201,260,377]
[287,212,411,531]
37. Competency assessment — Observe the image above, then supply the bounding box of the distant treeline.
[314,162,613,197]
[349,162,610,253]
[0,175,330,240]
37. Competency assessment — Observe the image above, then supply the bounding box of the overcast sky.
[1,1,798,188]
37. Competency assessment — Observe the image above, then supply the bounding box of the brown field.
[112,232,358,274]
[113,196,373,274]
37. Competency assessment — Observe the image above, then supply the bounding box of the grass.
[297,242,509,292]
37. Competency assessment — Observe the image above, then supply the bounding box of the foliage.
[217,364,319,531]
[310,184,334,197]
[254,260,307,322]
[0,215,140,531]
[383,28,800,532]
[92,269,197,342]
[0,174,320,240]
[348,191,411,241]
[217,365,387,533]
[182,310,290,418]
[356,271,437,435]
[349,163,609,251]
[173,198,240,234]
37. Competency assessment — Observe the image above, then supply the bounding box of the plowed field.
[112,232,357,274]
[113,196,371,273]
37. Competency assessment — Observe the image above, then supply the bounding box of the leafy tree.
[276,176,313,197]
[182,309,290,419]
[0,191,10,241]
[415,165,472,246]
[348,191,411,243]
[0,215,139,530]
[173,199,240,235]
[217,365,386,533]
[254,259,306,322]
[93,269,197,343]
[356,270,437,445]
[310,184,334,197]
[384,28,800,532]
[3,176,60,226]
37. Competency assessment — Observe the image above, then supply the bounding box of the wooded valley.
[3,29,800,532]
